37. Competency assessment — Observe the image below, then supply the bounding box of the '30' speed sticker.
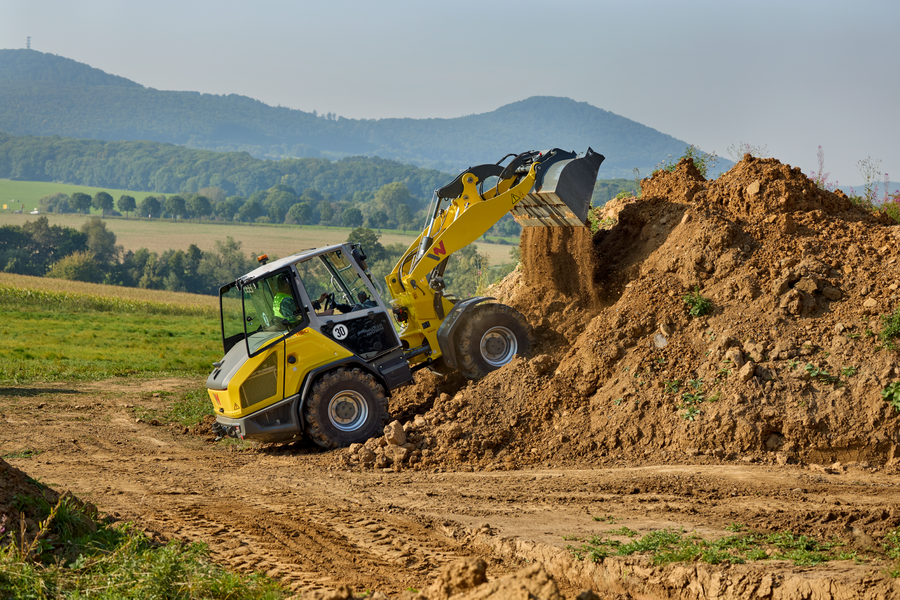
[332,324,349,340]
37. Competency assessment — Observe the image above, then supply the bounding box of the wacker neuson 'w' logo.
[426,240,447,261]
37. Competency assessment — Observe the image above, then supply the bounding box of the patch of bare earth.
[4,155,900,598]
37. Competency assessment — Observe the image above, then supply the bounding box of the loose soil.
[3,155,900,599]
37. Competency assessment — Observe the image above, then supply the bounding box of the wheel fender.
[435,296,494,371]
[296,358,385,430]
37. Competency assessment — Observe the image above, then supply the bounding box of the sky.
[1,0,898,187]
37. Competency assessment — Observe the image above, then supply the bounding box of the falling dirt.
[4,155,900,598]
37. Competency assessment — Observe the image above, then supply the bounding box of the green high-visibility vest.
[273,292,296,320]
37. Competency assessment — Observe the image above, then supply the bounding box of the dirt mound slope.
[346,154,900,474]
[0,458,98,550]
[1,458,58,539]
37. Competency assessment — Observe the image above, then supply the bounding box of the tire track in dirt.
[123,487,472,593]
[8,379,900,598]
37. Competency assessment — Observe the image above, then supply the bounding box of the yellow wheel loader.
[206,148,604,448]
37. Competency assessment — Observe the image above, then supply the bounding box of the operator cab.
[294,246,398,360]
[216,243,400,363]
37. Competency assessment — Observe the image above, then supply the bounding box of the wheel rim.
[479,326,518,367]
[327,390,368,432]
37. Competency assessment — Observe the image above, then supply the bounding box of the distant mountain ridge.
[0,49,726,177]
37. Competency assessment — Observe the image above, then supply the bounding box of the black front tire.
[455,303,531,380]
[305,368,389,449]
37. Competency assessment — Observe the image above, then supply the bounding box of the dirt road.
[3,377,900,599]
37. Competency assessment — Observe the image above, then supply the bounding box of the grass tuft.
[567,526,854,568]
[879,308,900,351]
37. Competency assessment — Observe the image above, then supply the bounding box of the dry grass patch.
[0,273,218,309]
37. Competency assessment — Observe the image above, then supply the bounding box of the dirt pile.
[1,459,56,540]
[347,154,900,473]
[305,558,564,600]
[0,458,95,551]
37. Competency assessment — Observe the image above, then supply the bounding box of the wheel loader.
[206,148,604,448]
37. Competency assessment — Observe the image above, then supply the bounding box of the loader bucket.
[511,148,605,227]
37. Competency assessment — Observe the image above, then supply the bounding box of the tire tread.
[305,368,388,449]
[455,303,531,380]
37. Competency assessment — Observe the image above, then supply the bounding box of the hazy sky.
[2,0,898,186]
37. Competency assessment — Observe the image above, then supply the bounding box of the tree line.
[0,216,257,295]
[36,181,525,239]
[0,131,449,201]
[0,216,501,298]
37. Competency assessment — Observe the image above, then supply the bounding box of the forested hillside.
[0,50,718,177]
[0,132,449,200]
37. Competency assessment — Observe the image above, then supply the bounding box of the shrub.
[46,251,103,283]
[654,145,718,179]
[808,146,839,192]
[727,142,769,162]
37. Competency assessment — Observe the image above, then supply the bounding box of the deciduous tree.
[187,194,212,222]
[138,195,161,218]
[341,207,363,228]
[92,191,114,217]
[345,227,386,263]
[164,194,186,218]
[71,192,92,214]
[81,217,119,265]
[117,195,136,218]
[286,202,312,226]
[318,200,334,224]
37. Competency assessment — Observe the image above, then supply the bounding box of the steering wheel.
[323,292,335,312]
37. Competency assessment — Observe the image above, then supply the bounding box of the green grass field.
[0,276,221,385]
[0,179,159,214]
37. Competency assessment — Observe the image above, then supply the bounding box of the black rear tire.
[455,303,531,380]
[304,368,389,449]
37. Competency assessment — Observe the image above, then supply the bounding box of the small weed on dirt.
[804,363,840,385]
[677,378,709,420]
[130,388,212,428]
[879,309,900,350]
[884,527,900,577]
[683,287,713,317]
[882,382,900,413]
[593,515,619,524]
[654,145,718,178]
[664,380,681,394]
[1,449,41,460]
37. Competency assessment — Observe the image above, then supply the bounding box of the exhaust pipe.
[511,148,605,227]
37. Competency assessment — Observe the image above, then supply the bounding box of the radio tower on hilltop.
[26,36,31,50]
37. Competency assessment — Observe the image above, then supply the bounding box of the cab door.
[238,270,308,413]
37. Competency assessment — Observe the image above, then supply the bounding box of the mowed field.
[0,211,518,267]
[0,179,157,213]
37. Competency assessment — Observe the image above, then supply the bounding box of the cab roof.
[236,243,348,283]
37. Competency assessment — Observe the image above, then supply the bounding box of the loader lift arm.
[386,148,604,369]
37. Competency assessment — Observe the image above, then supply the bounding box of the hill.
[0,50,728,177]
